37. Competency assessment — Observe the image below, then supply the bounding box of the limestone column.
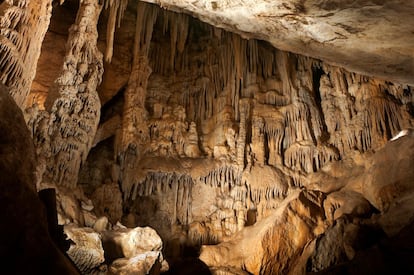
[44,0,104,187]
[119,2,158,198]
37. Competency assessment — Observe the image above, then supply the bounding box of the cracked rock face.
[141,0,414,86]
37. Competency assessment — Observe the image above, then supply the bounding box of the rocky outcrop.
[0,84,79,274]
[64,225,105,274]
[198,134,414,274]
[64,223,168,275]
[199,190,327,274]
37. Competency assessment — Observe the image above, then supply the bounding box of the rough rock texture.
[0,84,79,274]
[102,226,163,260]
[103,225,167,274]
[199,190,327,274]
[200,134,414,274]
[141,0,414,86]
[109,251,162,275]
[64,225,105,274]
[65,4,413,273]
[82,4,413,254]
[0,0,52,108]
[63,223,168,275]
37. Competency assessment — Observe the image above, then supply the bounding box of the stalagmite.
[40,0,104,188]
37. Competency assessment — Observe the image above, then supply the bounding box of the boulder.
[64,225,105,274]
[102,226,163,262]
[199,190,327,274]
[109,251,162,275]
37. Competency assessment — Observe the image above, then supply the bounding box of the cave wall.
[75,2,414,247]
[1,0,414,273]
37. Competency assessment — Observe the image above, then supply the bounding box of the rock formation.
[0,84,79,274]
[0,0,52,107]
[0,0,413,274]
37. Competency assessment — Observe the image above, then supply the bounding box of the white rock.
[64,225,105,274]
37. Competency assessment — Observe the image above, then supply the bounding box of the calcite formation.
[140,0,414,86]
[27,0,104,188]
[0,0,413,274]
[0,0,52,107]
[88,4,412,251]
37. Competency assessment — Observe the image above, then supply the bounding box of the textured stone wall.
[74,3,414,254]
[1,1,414,273]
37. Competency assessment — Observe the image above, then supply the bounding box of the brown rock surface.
[1,0,414,274]
[0,85,79,274]
[199,190,327,274]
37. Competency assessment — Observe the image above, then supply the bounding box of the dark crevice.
[100,85,125,123]
[312,65,330,143]
[264,131,270,165]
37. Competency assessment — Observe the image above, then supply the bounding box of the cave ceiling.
[140,0,414,86]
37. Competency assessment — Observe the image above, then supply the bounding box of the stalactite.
[188,222,214,245]
[126,172,194,226]
[237,99,250,168]
[284,142,339,173]
[103,0,128,62]
[167,11,188,70]
[282,102,313,149]
[200,166,241,191]
[0,0,52,108]
[243,165,289,208]
[319,66,411,156]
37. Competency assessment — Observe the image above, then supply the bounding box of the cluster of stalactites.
[0,0,52,108]
[103,0,129,62]
[54,0,128,63]
[198,165,248,240]
[144,7,412,176]
[126,172,193,225]
[148,17,283,123]
[320,66,412,156]
[200,165,242,192]
[118,2,159,197]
